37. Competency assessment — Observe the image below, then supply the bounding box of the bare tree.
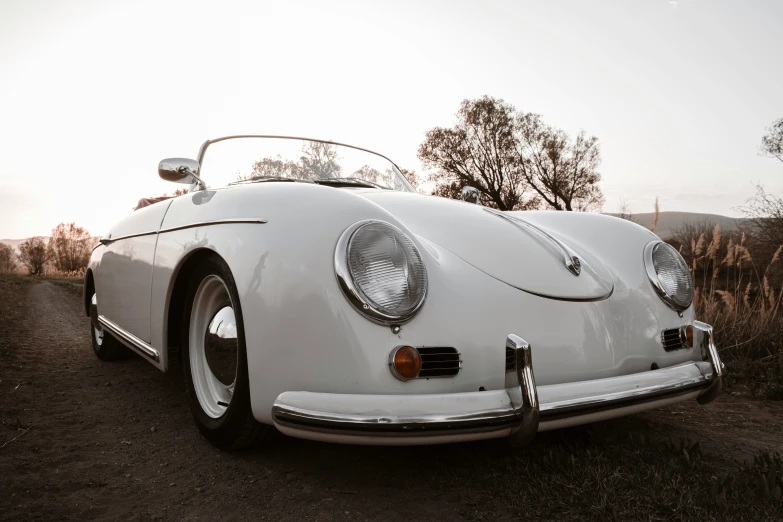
[740,184,783,256]
[617,198,636,223]
[419,96,603,211]
[243,142,342,181]
[515,113,604,211]
[760,118,783,164]
[299,141,341,179]
[247,155,302,180]
[399,168,419,188]
[47,223,93,273]
[0,243,17,273]
[418,96,539,211]
[18,237,48,275]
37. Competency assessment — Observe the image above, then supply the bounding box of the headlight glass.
[645,241,693,311]
[336,220,427,324]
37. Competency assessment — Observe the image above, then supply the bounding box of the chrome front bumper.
[271,321,723,445]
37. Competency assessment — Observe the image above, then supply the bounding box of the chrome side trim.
[99,219,268,245]
[643,240,693,313]
[158,218,268,235]
[100,230,158,245]
[484,208,582,276]
[98,315,160,362]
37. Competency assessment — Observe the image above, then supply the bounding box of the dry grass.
[41,267,86,280]
[682,226,783,399]
[451,428,783,520]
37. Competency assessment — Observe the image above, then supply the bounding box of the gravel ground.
[1,276,782,521]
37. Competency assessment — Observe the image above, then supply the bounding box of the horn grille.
[661,328,686,351]
[415,347,462,378]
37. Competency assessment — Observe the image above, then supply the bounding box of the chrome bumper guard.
[272,321,723,445]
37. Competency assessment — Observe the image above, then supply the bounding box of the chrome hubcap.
[189,275,239,418]
[94,325,104,346]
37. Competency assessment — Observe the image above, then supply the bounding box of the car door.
[96,200,173,350]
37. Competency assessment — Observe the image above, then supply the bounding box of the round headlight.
[335,220,428,324]
[644,241,693,312]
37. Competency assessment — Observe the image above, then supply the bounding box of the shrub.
[680,225,783,398]
[18,237,47,276]
[47,222,93,273]
[0,243,16,273]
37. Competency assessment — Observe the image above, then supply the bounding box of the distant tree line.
[4,223,96,276]
[237,140,405,190]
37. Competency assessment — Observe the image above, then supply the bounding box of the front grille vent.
[661,328,685,351]
[505,347,515,373]
[416,347,461,378]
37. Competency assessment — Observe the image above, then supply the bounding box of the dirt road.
[1,278,782,521]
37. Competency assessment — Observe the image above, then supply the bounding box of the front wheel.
[181,254,269,449]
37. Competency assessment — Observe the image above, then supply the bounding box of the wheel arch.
[164,248,232,370]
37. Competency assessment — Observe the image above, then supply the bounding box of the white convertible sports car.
[85,135,723,449]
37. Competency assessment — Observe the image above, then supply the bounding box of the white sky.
[1,0,781,238]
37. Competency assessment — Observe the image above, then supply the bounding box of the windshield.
[197,136,414,192]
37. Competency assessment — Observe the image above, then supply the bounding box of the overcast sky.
[1,0,781,238]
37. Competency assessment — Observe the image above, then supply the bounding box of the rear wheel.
[181,254,269,449]
[89,293,129,361]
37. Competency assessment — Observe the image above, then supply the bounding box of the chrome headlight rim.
[643,240,693,313]
[334,219,428,326]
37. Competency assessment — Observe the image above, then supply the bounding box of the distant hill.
[606,212,746,240]
[0,237,50,253]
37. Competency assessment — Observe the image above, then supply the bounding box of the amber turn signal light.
[682,325,694,348]
[390,346,422,381]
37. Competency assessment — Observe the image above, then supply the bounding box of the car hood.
[358,191,614,301]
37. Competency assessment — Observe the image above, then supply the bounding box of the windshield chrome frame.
[193,135,416,192]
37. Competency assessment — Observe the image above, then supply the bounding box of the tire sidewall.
[91,322,126,361]
[181,254,255,445]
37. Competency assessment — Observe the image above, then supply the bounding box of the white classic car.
[85,135,723,449]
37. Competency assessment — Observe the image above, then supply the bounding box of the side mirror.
[158,158,206,190]
[461,186,480,205]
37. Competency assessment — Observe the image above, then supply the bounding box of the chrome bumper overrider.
[271,321,723,445]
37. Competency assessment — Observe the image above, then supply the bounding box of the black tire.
[91,317,130,361]
[181,253,269,450]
